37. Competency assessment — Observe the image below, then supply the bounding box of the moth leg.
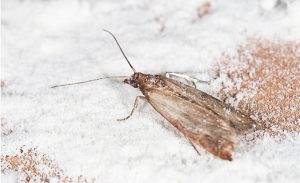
[165,72,210,88]
[188,139,201,155]
[117,96,146,121]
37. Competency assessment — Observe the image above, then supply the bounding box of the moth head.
[124,73,141,88]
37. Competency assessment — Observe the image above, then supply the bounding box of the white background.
[2,0,300,182]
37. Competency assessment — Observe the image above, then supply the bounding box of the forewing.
[147,88,236,160]
[164,73,258,133]
[182,82,257,134]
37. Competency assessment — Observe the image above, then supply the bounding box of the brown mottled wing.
[146,78,236,160]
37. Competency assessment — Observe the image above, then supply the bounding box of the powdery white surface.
[1,0,300,182]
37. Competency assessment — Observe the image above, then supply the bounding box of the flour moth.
[52,30,258,160]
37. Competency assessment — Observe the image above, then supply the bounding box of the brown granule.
[197,1,211,18]
[1,147,95,183]
[215,38,300,137]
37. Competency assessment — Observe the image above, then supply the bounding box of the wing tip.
[219,151,233,161]
[217,141,234,161]
[191,136,235,161]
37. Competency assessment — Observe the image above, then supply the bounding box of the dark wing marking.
[146,82,236,160]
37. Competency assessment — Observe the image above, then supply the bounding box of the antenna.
[50,76,127,88]
[103,29,136,73]
[51,30,134,89]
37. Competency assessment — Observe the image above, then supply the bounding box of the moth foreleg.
[117,96,146,121]
[165,72,210,88]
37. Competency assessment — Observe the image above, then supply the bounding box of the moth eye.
[130,80,139,88]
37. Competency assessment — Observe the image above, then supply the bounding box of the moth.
[52,30,258,161]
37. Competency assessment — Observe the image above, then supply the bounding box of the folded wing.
[146,80,236,160]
